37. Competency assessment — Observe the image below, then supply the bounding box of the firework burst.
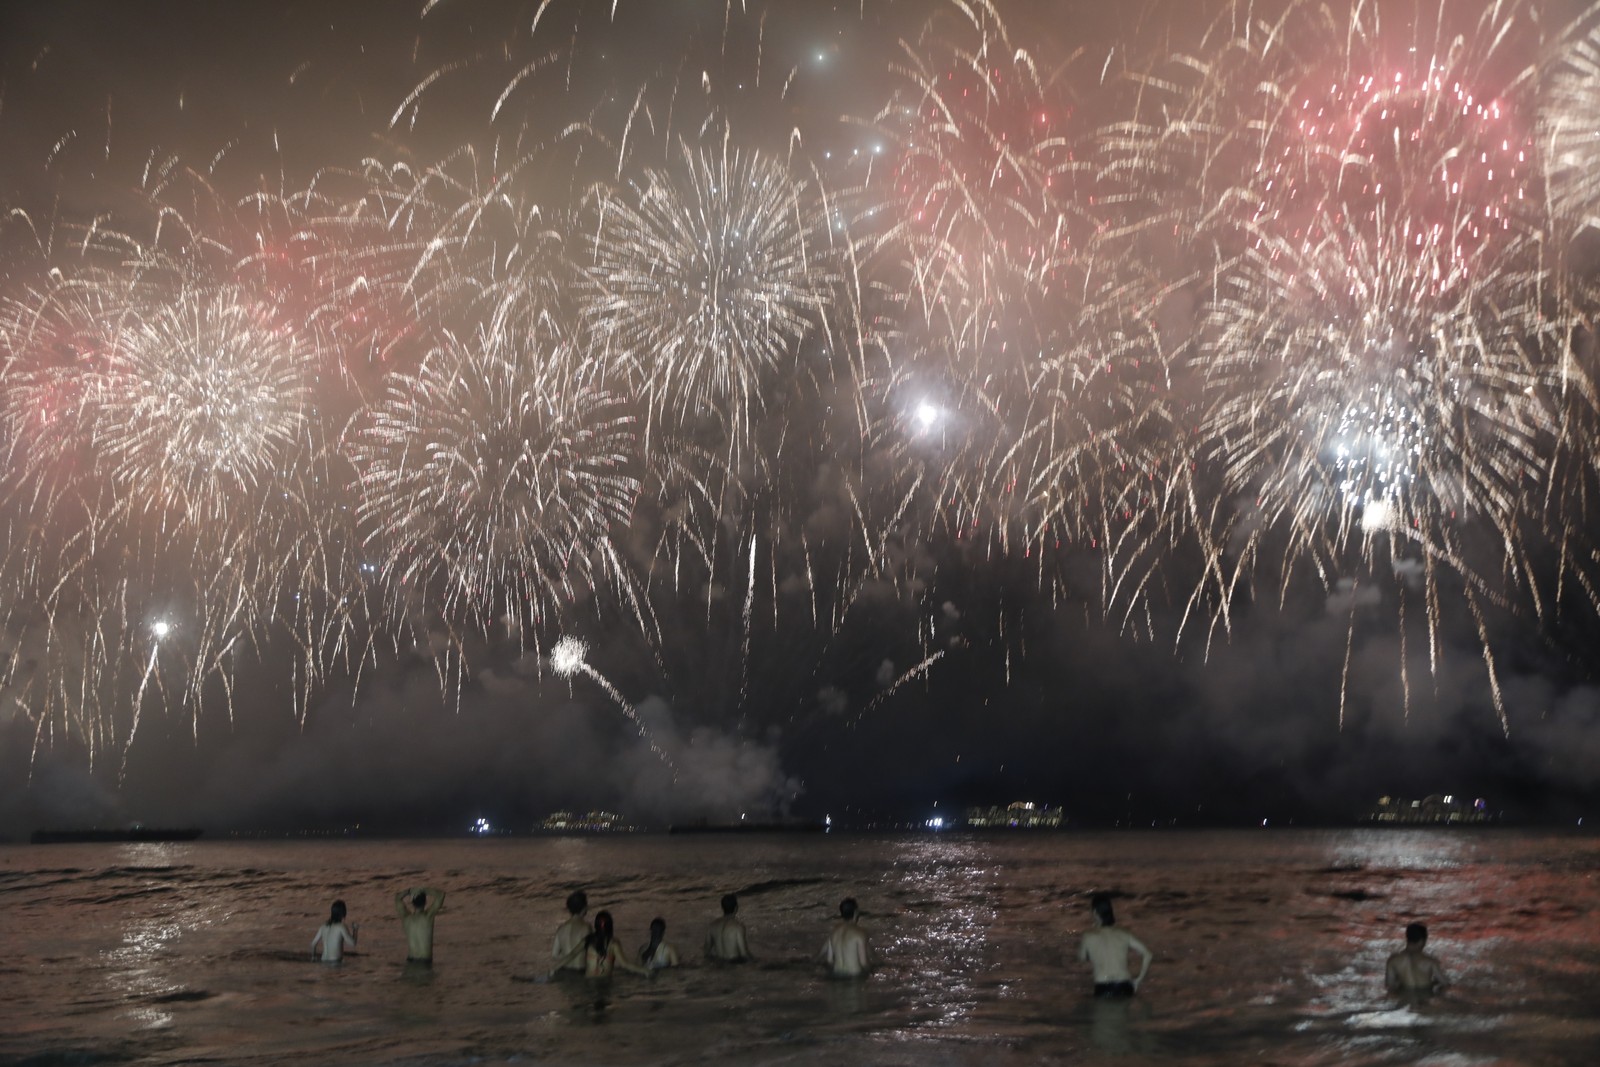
[347,327,641,639]
[580,138,834,446]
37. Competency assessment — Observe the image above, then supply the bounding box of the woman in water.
[311,899,358,962]
[638,917,681,970]
[551,910,651,978]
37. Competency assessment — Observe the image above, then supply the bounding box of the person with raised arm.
[394,886,445,963]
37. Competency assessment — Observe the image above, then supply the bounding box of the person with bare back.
[1386,922,1447,994]
[705,893,751,962]
[1077,893,1152,997]
[394,886,445,963]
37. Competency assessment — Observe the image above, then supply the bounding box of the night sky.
[3,0,1599,837]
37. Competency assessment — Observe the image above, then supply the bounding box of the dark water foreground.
[1,830,1596,1066]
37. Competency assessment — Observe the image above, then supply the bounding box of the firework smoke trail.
[347,327,641,641]
[550,634,675,771]
[580,137,833,451]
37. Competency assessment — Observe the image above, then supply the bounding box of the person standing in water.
[394,886,445,963]
[1077,893,1152,997]
[1386,922,1447,994]
[551,911,652,978]
[819,897,871,977]
[553,890,590,973]
[311,899,358,962]
[705,893,751,961]
[638,917,680,970]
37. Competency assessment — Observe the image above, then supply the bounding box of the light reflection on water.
[1323,830,1472,871]
[884,835,998,1031]
[0,830,1595,1067]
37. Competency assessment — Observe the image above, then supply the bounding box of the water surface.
[1,830,1596,1065]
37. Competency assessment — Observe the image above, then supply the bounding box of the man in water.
[553,890,590,972]
[820,897,871,977]
[705,893,751,961]
[1078,893,1152,997]
[1386,922,1447,994]
[394,886,445,963]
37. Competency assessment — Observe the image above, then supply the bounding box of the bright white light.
[471,817,492,835]
[1361,498,1394,533]
[151,620,172,639]
[551,635,588,677]
[915,402,940,429]
[925,816,945,829]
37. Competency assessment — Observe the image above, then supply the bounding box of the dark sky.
[2,0,1598,836]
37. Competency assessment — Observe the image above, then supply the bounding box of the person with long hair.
[638,917,680,970]
[311,899,358,962]
[551,910,651,978]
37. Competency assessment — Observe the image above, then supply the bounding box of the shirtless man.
[705,893,751,961]
[553,890,590,972]
[1386,922,1447,994]
[394,886,445,963]
[1077,893,1152,997]
[820,897,871,978]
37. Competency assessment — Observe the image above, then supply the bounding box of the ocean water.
[1,829,1596,1066]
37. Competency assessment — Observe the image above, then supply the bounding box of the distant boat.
[30,827,203,844]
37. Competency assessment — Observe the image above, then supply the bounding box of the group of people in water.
[310,885,1447,996]
[547,889,871,979]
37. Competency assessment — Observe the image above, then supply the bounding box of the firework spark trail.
[737,532,757,723]
[1542,4,1600,236]
[866,0,1083,333]
[847,0,1178,610]
[550,634,676,771]
[853,649,946,723]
